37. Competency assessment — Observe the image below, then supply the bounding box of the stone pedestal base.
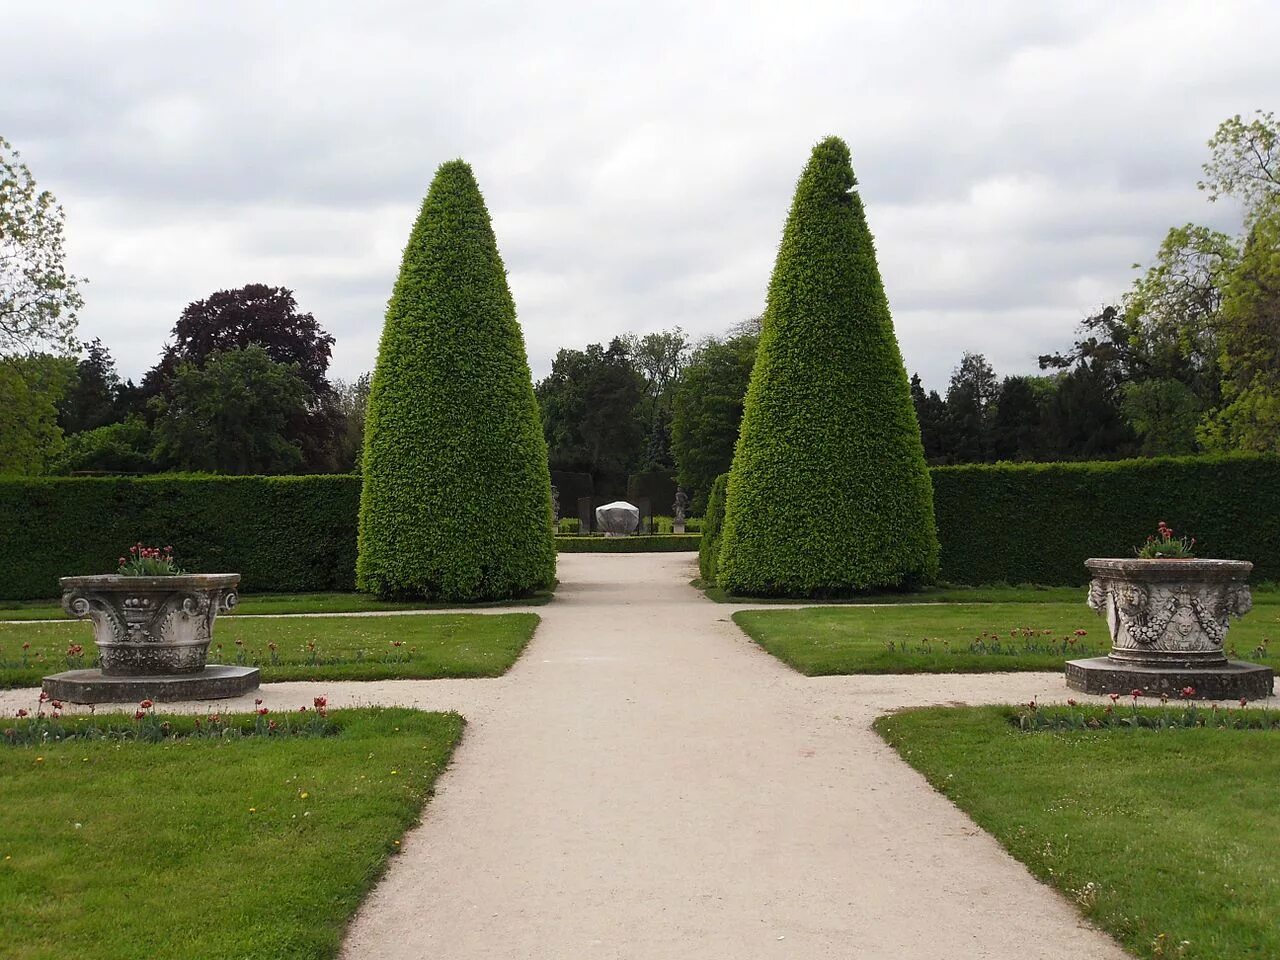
[1066,657,1273,701]
[42,665,260,704]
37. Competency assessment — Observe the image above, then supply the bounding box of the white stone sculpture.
[595,500,640,536]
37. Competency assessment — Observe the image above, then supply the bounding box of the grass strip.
[0,613,539,689]
[733,601,1277,674]
[0,588,553,622]
[0,707,462,960]
[702,580,1280,605]
[875,705,1280,960]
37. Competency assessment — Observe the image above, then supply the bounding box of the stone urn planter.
[43,573,260,704]
[1066,557,1273,700]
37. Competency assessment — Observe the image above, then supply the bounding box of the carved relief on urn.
[1084,558,1252,666]
[60,574,240,676]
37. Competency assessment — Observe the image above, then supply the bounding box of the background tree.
[1042,274,1226,458]
[941,352,997,463]
[988,375,1044,461]
[621,327,689,469]
[671,329,756,511]
[145,284,334,393]
[1038,360,1136,460]
[52,416,154,474]
[1198,109,1280,222]
[0,354,73,474]
[358,160,554,601]
[1119,379,1202,455]
[150,346,308,474]
[718,137,938,595]
[1199,209,1280,451]
[535,339,645,495]
[330,373,371,472]
[909,373,948,463]
[143,283,342,472]
[0,136,83,354]
[58,338,121,434]
[1123,225,1235,399]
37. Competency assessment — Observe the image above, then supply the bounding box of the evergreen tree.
[1039,360,1137,460]
[909,373,948,464]
[535,339,646,495]
[358,160,555,600]
[672,331,757,512]
[989,375,1043,461]
[717,137,938,595]
[941,352,997,463]
[58,338,121,435]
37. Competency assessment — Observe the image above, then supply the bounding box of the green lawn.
[0,613,539,688]
[0,589,553,622]
[702,582,1090,604]
[733,601,1278,674]
[876,706,1280,960]
[1,707,462,960]
[701,581,1280,605]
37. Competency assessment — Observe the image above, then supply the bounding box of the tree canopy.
[145,284,334,396]
[0,354,73,474]
[150,346,309,474]
[535,338,646,494]
[0,136,83,355]
[670,330,756,512]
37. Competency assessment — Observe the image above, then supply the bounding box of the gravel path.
[335,553,1129,960]
[2,553,1152,957]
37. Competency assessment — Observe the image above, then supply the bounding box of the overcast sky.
[2,1,1273,390]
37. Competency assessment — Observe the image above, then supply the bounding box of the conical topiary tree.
[717,136,938,596]
[357,160,556,601]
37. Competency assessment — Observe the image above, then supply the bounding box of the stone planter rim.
[60,573,241,590]
[1084,557,1251,580]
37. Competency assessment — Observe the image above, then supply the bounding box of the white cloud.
[0,0,1272,390]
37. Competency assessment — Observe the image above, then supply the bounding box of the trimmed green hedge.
[358,159,555,601]
[651,515,703,534]
[718,136,938,596]
[627,470,678,514]
[0,475,360,599]
[4,455,1278,599]
[699,473,728,582]
[933,454,1280,585]
[551,470,593,516]
[555,535,700,553]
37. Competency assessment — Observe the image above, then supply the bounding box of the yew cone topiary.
[717,137,938,596]
[357,160,555,600]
